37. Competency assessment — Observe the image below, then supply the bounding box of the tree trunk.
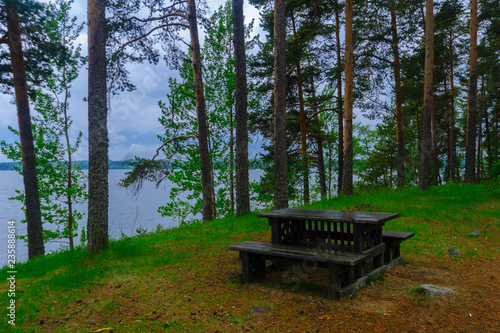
[187,0,215,220]
[431,95,439,185]
[465,0,478,183]
[484,107,492,177]
[87,0,109,252]
[342,0,354,196]
[273,0,288,209]
[230,104,235,213]
[419,0,434,190]
[335,0,343,196]
[389,3,405,188]
[291,14,309,204]
[308,67,326,198]
[447,38,456,181]
[232,0,250,215]
[6,2,44,258]
[477,78,484,180]
[63,74,74,250]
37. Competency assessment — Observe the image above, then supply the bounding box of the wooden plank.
[257,208,399,224]
[228,241,371,266]
[382,230,415,240]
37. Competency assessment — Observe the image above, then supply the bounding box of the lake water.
[0,169,264,266]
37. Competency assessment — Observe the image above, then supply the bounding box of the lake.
[0,169,263,266]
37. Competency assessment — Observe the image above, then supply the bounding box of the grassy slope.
[1,183,499,332]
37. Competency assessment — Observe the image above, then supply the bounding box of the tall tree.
[110,0,215,221]
[341,0,353,196]
[335,0,343,195]
[2,0,44,258]
[389,1,405,188]
[273,0,288,209]
[87,0,109,252]
[419,0,434,190]
[465,0,478,183]
[187,0,215,220]
[232,0,250,215]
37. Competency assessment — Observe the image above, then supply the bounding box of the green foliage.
[0,0,86,247]
[122,1,256,223]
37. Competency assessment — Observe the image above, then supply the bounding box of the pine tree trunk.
[342,0,354,196]
[431,97,439,185]
[335,0,343,196]
[465,0,478,183]
[291,14,309,204]
[87,0,109,252]
[187,0,215,220]
[419,0,434,190]
[273,0,288,209]
[308,68,327,198]
[63,79,74,250]
[477,79,484,180]
[390,4,405,188]
[232,0,250,215]
[484,108,492,177]
[6,2,44,259]
[230,104,235,213]
[448,39,456,181]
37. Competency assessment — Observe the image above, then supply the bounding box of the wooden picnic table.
[257,208,399,254]
[230,208,412,299]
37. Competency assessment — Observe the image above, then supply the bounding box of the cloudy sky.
[0,0,262,162]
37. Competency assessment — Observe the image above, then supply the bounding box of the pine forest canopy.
[0,0,499,259]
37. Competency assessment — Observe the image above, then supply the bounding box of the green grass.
[1,182,499,332]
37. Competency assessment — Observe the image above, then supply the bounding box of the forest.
[0,0,499,259]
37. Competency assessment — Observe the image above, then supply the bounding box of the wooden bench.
[382,231,414,265]
[228,241,387,299]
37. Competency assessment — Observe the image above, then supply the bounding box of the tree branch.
[356,52,394,66]
[309,108,338,119]
[118,12,189,23]
[0,33,8,44]
[117,23,189,53]
[153,135,197,160]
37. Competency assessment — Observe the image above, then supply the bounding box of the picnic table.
[229,208,414,299]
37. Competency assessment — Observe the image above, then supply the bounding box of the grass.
[1,182,499,332]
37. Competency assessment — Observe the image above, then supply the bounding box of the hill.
[1,183,499,332]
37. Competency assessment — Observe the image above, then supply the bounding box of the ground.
[3,183,499,332]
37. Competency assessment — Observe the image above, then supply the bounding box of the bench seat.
[228,241,386,299]
[382,231,414,264]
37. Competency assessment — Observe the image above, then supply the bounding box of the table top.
[257,208,399,225]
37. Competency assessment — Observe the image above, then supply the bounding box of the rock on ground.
[417,284,454,298]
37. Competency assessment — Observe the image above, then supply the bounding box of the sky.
[0,0,262,162]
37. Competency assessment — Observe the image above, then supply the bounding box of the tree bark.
[335,0,343,196]
[187,0,215,220]
[6,2,44,258]
[342,0,354,196]
[448,38,456,181]
[273,0,288,209]
[230,104,235,213]
[389,4,404,188]
[308,65,326,198]
[291,13,309,204]
[232,0,250,215]
[465,0,478,183]
[419,0,433,190]
[87,0,109,252]
[477,78,484,180]
[63,72,74,250]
